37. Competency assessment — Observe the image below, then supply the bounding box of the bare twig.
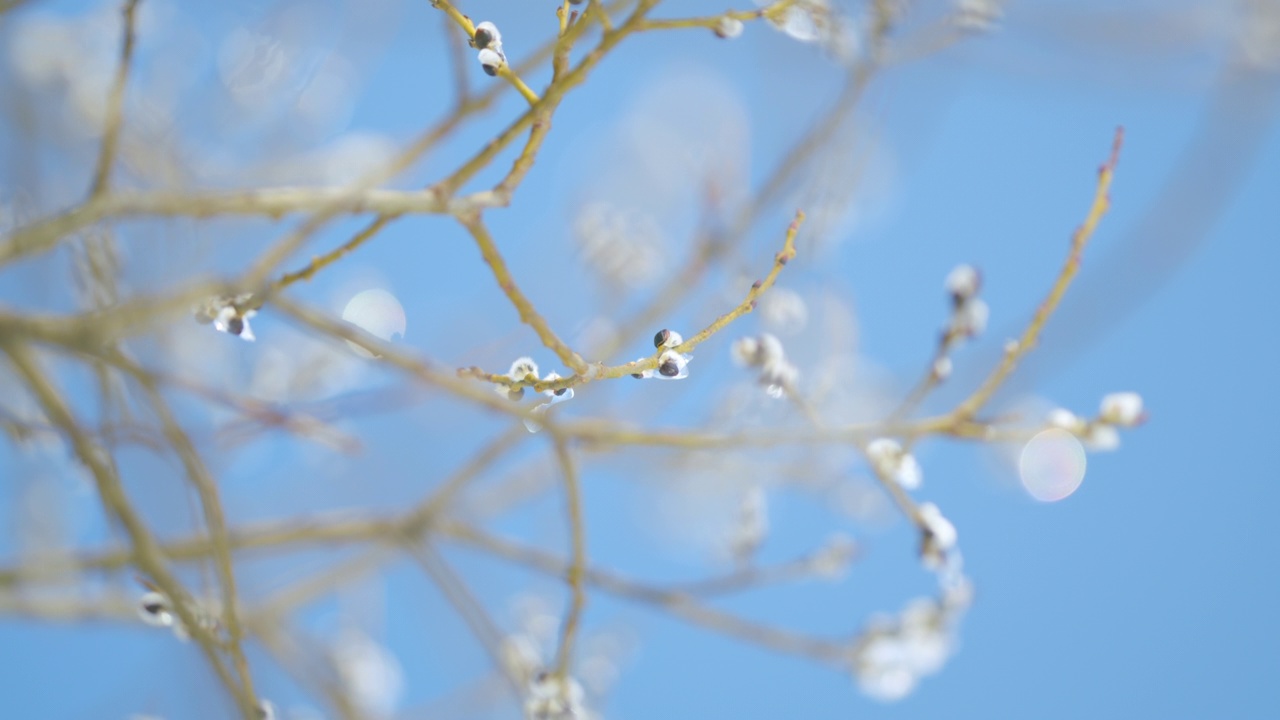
[0,340,258,718]
[88,0,141,198]
[948,127,1125,423]
[550,437,587,678]
[459,215,589,374]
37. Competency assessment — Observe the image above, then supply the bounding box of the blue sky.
[2,1,1278,718]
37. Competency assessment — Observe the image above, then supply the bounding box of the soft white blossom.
[473,21,507,77]
[950,297,989,338]
[332,630,404,717]
[918,502,957,569]
[629,349,692,380]
[731,333,796,397]
[137,592,174,628]
[196,294,258,342]
[478,47,505,76]
[932,357,953,381]
[1047,408,1085,433]
[255,700,277,720]
[944,264,982,302]
[655,349,691,380]
[731,333,785,368]
[714,16,744,39]
[653,328,684,349]
[754,0,859,62]
[1099,392,1144,427]
[1083,423,1121,452]
[760,287,809,332]
[942,264,989,340]
[497,357,541,401]
[760,359,800,399]
[730,336,760,367]
[136,590,219,643]
[473,21,502,51]
[867,438,922,491]
[509,357,540,383]
[501,634,543,683]
[852,598,958,702]
[525,672,588,720]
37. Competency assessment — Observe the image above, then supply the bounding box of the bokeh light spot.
[341,289,406,358]
[1019,428,1087,502]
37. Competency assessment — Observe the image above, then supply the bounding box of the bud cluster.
[631,329,691,380]
[730,333,798,399]
[473,21,507,77]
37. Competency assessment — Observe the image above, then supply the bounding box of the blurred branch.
[87,0,141,198]
[444,523,849,664]
[550,437,587,678]
[636,0,799,32]
[0,339,259,718]
[125,359,259,705]
[406,542,524,693]
[255,622,367,720]
[0,1,1146,714]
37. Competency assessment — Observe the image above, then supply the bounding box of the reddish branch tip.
[1108,125,1124,168]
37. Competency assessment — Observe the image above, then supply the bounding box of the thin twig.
[457,210,805,392]
[405,542,524,694]
[0,340,258,718]
[88,0,142,198]
[444,523,848,663]
[550,436,587,678]
[459,215,589,374]
[126,363,259,706]
[948,127,1125,423]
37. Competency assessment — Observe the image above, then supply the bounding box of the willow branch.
[88,0,141,197]
[0,340,258,718]
[949,127,1125,422]
[550,437,587,678]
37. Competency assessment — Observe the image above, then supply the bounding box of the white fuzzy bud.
[473,21,502,50]
[654,350,691,380]
[477,47,505,76]
[714,16,744,39]
[1099,392,1144,427]
[944,264,982,302]
[918,502,957,569]
[653,328,684,349]
[1047,408,1084,433]
[1083,423,1120,452]
[867,438,923,491]
[932,357,953,380]
[950,298,989,338]
[508,357,539,382]
[137,592,174,628]
[730,336,759,367]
